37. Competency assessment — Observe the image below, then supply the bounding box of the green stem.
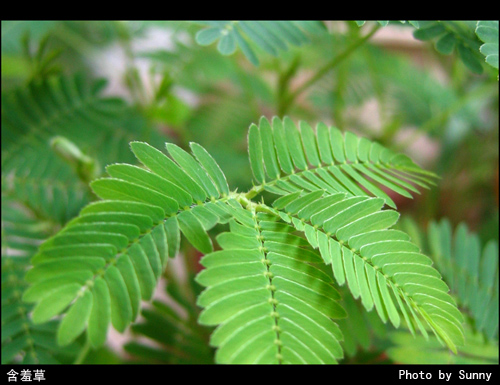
[74,340,91,364]
[243,184,265,200]
[228,190,278,217]
[280,23,380,114]
[277,54,301,116]
[251,211,282,363]
[114,21,148,107]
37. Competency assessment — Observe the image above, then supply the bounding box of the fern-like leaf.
[359,20,489,74]
[1,257,83,364]
[427,219,498,340]
[2,197,82,364]
[23,141,231,348]
[272,191,465,353]
[247,116,436,209]
[21,117,466,363]
[476,21,499,71]
[413,21,485,74]
[1,74,125,157]
[386,217,498,364]
[1,74,135,226]
[196,205,346,364]
[356,21,420,28]
[195,21,326,66]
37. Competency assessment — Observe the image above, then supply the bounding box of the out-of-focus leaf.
[195,21,326,65]
[476,21,499,70]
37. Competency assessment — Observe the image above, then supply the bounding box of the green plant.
[387,218,498,364]
[0,117,468,363]
[2,20,498,366]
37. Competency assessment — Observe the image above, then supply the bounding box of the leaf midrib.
[246,199,441,336]
[245,159,426,201]
[76,196,232,305]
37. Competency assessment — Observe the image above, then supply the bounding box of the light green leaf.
[115,255,142,321]
[413,24,446,40]
[196,213,344,364]
[130,141,207,203]
[435,33,456,54]
[259,117,281,180]
[194,21,325,65]
[300,121,321,167]
[23,259,101,285]
[285,190,324,213]
[195,27,222,45]
[336,210,400,239]
[177,210,213,254]
[81,201,164,224]
[104,266,132,333]
[248,123,266,184]
[190,142,229,197]
[272,117,294,174]
[217,32,237,55]
[23,271,92,302]
[283,118,308,170]
[106,164,193,208]
[248,117,436,206]
[476,21,499,70]
[31,284,82,324]
[88,278,111,348]
[128,243,156,301]
[166,143,220,199]
[164,216,180,258]
[354,256,374,311]
[91,178,177,215]
[57,290,93,346]
[273,191,302,210]
[457,44,483,74]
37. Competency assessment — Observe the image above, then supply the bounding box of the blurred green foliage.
[1,20,498,365]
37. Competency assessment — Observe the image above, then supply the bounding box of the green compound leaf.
[1,252,83,364]
[426,219,498,341]
[57,290,93,346]
[196,210,345,364]
[412,21,485,74]
[276,193,465,354]
[23,141,230,347]
[387,217,499,364]
[195,21,327,65]
[476,21,499,70]
[356,21,419,28]
[14,115,470,364]
[248,116,437,209]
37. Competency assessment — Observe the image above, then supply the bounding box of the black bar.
[2,363,499,383]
